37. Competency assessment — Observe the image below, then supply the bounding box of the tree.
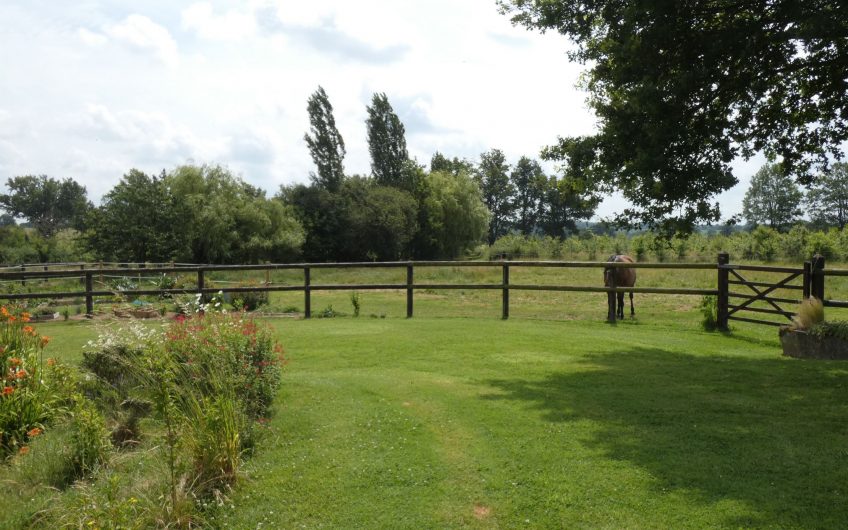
[742,164,803,231]
[304,86,346,192]
[510,157,547,235]
[0,175,91,237]
[366,93,411,190]
[168,164,303,263]
[539,175,600,238]
[280,183,347,262]
[430,152,475,176]
[500,0,848,233]
[417,171,489,259]
[86,170,187,262]
[806,162,848,229]
[339,178,418,260]
[474,149,514,244]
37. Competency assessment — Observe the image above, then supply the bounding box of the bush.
[700,295,718,331]
[233,289,269,312]
[805,230,838,260]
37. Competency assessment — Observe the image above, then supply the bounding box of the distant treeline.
[482,226,848,263]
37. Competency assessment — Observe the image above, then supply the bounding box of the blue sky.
[0,0,762,220]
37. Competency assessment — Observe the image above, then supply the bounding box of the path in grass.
[205,318,848,529]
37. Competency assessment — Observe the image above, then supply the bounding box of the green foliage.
[745,225,779,261]
[0,225,46,264]
[68,393,111,476]
[234,289,269,312]
[742,164,803,231]
[366,92,411,190]
[805,230,838,260]
[168,164,304,264]
[0,175,91,238]
[85,169,188,263]
[510,156,547,235]
[350,292,361,317]
[700,295,718,331]
[304,86,346,192]
[318,305,337,318]
[474,149,514,244]
[340,179,418,260]
[417,170,490,258]
[539,174,600,237]
[500,1,848,233]
[810,320,848,341]
[806,162,848,229]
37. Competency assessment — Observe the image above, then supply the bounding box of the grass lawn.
[30,303,848,528]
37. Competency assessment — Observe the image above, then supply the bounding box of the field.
[18,276,848,528]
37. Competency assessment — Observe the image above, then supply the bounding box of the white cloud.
[106,14,179,67]
[77,27,107,46]
[181,2,258,41]
[75,104,220,162]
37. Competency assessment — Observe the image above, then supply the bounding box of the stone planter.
[113,307,158,319]
[779,328,848,360]
[31,312,57,322]
[129,307,159,319]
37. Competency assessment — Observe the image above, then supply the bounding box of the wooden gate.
[717,255,825,329]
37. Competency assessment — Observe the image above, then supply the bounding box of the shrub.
[810,320,848,341]
[68,394,111,476]
[805,230,838,260]
[350,292,361,317]
[233,289,269,312]
[700,295,719,331]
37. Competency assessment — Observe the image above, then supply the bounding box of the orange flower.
[27,427,42,437]
[18,446,29,456]
[22,325,34,334]
[2,386,13,396]
[8,315,15,322]
[47,358,56,367]
[8,357,21,366]
[0,306,8,316]
[15,369,27,379]
[41,336,51,347]
[21,312,30,320]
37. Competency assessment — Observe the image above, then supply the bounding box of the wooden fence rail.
[0,255,841,325]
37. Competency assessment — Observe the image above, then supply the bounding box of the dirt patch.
[473,505,491,519]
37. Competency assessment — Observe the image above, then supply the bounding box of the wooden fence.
[0,255,843,327]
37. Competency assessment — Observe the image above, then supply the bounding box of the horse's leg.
[617,292,625,319]
[629,291,635,318]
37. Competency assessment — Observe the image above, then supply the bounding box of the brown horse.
[604,254,636,319]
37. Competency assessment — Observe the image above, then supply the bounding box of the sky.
[0,0,764,221]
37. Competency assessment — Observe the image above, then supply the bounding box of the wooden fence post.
[803,260,812,299]
[85,272,94,317]
[811,254,825,301]
[406,263,413,318]
[80,263,85,285]
[304,267,311,319]
[197,269,205,302]
[502,263,510,320]
[20,265,25,286]
[717,252,729,331]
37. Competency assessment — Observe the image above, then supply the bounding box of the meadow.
[2,260,848,528]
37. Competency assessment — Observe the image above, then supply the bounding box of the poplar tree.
[304,86,346,192]
[366,92,410,190]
